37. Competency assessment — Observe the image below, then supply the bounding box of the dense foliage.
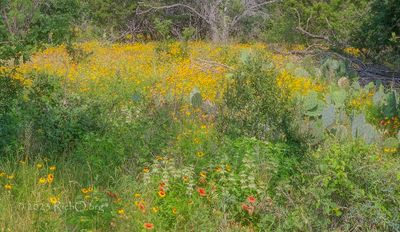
[0,0,82,64]
[0,0,399,231]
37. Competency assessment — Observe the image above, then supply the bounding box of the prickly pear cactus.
[190,87,203,108]
[331,89,348,107]
[351,113,380,144]
[321,58,347,79]
[322,104,336,129]
[373,85,385,106]
[303,91,325,117]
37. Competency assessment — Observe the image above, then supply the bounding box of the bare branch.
[294,8,330,42]
[137,3,212,25]
[231,0,280,27]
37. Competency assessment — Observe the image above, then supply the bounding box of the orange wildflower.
[247,196,256,203]
[144,223,154,230]
[197,188,206,197]
[158,190,166,198]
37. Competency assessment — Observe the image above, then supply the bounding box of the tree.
[137,0,280,42]
[353,0,400,64]
[0,0,82,64]
[264,0,370,48]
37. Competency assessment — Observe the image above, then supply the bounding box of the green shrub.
[0,73,23,152]
[19,73,103,155]
[295,140,400,230]
[0,0,82,64]
[353,0,400,65]
[218,55,297,142]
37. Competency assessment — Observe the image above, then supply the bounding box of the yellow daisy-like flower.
[200,171,207,178]
[384,147,397,153]
[36,163,43,169]
[201,125,207,129]
[117,208,125,215]
[47,174,54,183]
[196,151,205,158]
[155,156,163,161]
[49,166,56,171]
[0,172,5,177]
[39,177,47,184]
[152,207,159,213]
[158,190,166,198]
[143,167,150,173]
[172,208,177,214]
[4,184,12,190]
[182,176,189,182]
[7,175,14,179]
[81,188,89,194]
[49,196,58,205]
[215,166,222,172]
[134,193,141,198]
[88,186,94,192]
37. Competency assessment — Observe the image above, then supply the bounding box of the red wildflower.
[242,203,255,215]
[197,187,206,197]
[247,196,256,203]
[138,202,146,213]
[144,223,154,230]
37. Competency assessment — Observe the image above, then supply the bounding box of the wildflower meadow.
[1,0,399,231]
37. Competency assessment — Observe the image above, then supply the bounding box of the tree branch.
[231,0,280,27]
[137,3,212,25]
[294,8,330,42]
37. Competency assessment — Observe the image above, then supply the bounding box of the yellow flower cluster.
[276,70,325,97]
[8,42,266,102]
[350,91,374,109]
[2,41,328,103]
[344,47,362,57]
[384,147,397,153]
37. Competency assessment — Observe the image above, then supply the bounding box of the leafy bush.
[0,73,23,151]
[19,73,103,155]
[295,140,400,230]
[219,55,297,142]
[0,0,82,64]
[353,0,400,64]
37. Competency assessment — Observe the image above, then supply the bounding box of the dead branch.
[294,8,330,42]
[230,0,280,27]
[137,3,212,25]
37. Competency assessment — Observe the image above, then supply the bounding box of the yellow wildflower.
[196,151,205,158]
[39,177,47,184]
[200,171,207,178]
[117,209,125,215]
[49,196,59,205]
